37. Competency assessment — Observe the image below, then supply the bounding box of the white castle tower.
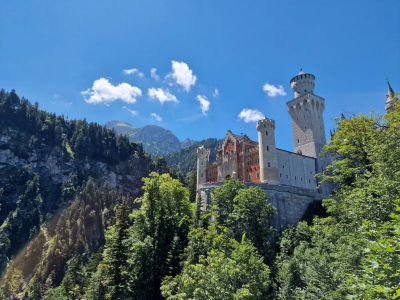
[197,146,210,188]
[256,117,279,184]
[286,71,327,166]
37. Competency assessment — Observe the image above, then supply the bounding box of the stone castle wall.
[198,182,326,232]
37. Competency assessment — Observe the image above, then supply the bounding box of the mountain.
[164,138,222,175]
[105,121,197,157]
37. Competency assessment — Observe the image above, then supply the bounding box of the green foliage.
[162,229,272,300]
[96,201,131,300]
[127,172,192,299]
[186,171,197,203]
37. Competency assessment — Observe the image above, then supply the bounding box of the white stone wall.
[277,149,317,190]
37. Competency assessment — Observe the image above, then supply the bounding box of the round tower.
[256,117,279,185]
[290,70,315,98]
[197,146,210,188]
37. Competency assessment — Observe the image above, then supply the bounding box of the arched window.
[247,159,252,166]
[254,157,259,164]
[248,174,251,180]
[268,162,271,167]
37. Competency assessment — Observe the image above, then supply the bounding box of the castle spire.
[385,79,397,113]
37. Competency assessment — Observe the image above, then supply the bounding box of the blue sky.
[1,0,399,151]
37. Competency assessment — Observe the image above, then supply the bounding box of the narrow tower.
[197,146,210,189]
[385,80,397,113]
[256,117,279,185]
[286,71,327,162]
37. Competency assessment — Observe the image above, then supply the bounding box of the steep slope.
[0,89,155,279]
[106,121,197,156]
[164,138,222,175]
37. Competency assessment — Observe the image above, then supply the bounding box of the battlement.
[256,117,275,131]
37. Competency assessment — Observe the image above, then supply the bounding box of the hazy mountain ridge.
[105,120,198,156]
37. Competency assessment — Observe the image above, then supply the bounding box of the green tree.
[97,200,131,300]
[186,171,197,203]
[162,232,272,300]
[128,173,192,299]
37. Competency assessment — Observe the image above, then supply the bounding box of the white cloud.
[196,95,210,115]
[150,68,160,81]
[123,68,144,77]
[151,113,162,122]
[165,61,197,92]
[82,78,142,105]
[238,109,264,123]
[122,106,139,116]
[213,88,219,97]
[262,83,286,97]
[148,88,178,104]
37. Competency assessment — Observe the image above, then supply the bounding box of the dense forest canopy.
[0,89,399,299]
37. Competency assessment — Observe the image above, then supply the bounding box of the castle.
[196,71,397,230]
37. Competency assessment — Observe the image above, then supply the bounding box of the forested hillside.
[0,88,399,300]
[0,89,161,297]
[164,138,222,175]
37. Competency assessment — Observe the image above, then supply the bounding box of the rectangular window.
[256,173,259,178]
[268,162,271,167]
[266,131,268,136]
[267,146,269,151]
[280,173,282,177]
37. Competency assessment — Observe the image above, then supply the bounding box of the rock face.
[105,120,198,156]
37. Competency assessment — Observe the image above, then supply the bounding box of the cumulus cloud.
[165,61,197,92]
[262,83,286,97]
[123,68,144,77]
[122,106,139,116]
[151,113,162,122]
[150,68,160,81]
[196,95,210,115]
[238,109,264,123]
[148,88,178,104]
[213,88,219,97]
[81,78,142,105]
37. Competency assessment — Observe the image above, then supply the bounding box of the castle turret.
[385,81,397,113]
[197,146,210,188]
[290,70,315,98]
[256,117,279,185]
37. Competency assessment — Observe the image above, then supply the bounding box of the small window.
[255,157,259,164]
[247,160,252,166]
[266,131,268,136]
[214,170,217,175]
[301,177,303,181]
[256,173,260,178]
[248,174,251,180]
[201,174,203,178]
[297,139,300,143]
[268,162,271,167]
[280,173,282,178]
[305,126,307,129]
[208,171,211,176]
[304,115,306,118]
[286,174,288,179]
[295,176,297,180]
[309,179,311,183]
[201,162,203,165]
[282,165,285,169]
[267,146,269,151]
